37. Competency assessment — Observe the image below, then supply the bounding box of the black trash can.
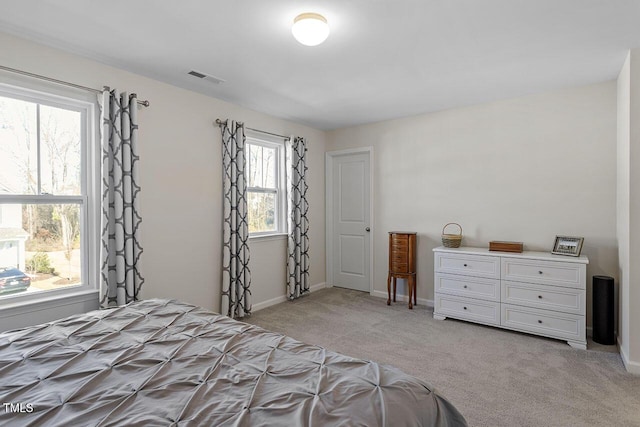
[592,275,615,345]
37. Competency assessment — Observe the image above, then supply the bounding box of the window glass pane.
[248,143,276,189]
[248,192,276,233]
[0,203,82,299]
[248,144,263,188]
[0,96,38,194]
[262,146,276,188]
[40,105,82,195]
[248,143,258,187]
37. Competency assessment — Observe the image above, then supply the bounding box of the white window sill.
[0,288,99,333]
[249,233,288,242]
[0,288,99,313]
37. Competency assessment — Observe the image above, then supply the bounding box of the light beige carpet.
[244,287,640,427]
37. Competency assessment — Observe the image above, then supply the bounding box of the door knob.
[365,227,370,232]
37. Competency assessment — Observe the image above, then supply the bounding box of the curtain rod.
[215,119,290,140]
[247,127,291,140]
[0,64,150,107]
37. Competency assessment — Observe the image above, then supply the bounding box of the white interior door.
[330,152,371,291]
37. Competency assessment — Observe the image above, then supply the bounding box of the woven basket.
[442,223,463,248]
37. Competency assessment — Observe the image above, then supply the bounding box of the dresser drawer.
[391,263,409,274]
[502,281,585,315]
[501,304,585,342]
[435,273,500,302]
[434,253,500,279]
[390,248,408,273]
[501,258,585,289]
[390,234,408,247]
[390,250,408,261]
[391,242,408,254]
[434,294,500,326]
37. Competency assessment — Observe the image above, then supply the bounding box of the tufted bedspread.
[0,299,466,426]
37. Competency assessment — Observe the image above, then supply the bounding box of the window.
[0,84,97,302]
[246,134,286,236]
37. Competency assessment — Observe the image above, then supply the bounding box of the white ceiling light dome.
[292,13,330,46]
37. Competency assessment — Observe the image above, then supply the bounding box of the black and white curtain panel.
[99,89,144,308]
[220,120,252,318]
[286,136,310,300]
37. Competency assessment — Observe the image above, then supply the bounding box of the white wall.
[250,236,288,308]
[630,49,640,372]
[327,82,618,328]
[617,49,640,373]
[0,31,326,320]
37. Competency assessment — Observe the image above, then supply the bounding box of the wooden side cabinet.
[387,232,417,309]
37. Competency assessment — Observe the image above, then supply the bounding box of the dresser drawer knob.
[463,306,467,310]
[538,271,543,274]
[463,264,468,267]
[463,285,468,289]
[538,320,542,324]
[538,295,542,299]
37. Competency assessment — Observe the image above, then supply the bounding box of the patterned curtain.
[99,89,144,308]
[286,136,310,300]
[220,120,252,318]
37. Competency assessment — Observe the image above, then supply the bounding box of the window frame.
[0,82,99,306]
[245,132,287,238]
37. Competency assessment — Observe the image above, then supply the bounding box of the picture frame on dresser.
[551,236,584,257]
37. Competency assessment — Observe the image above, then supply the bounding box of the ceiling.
[1,1,639,130]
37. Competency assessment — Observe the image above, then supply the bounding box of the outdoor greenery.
[248,192,276,233]
[23,204,80,252]
[26,252,55,275]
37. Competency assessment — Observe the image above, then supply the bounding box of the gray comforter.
[0,299,466,426]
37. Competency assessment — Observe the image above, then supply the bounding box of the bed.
[0,299,466,426]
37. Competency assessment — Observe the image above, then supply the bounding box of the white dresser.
[433,246,589,349]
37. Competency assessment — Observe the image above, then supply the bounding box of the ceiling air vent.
[187,70,225,84]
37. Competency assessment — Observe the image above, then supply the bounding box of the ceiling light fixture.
[292,13,330,46]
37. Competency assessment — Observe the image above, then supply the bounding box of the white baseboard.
[617,337,640,375]
[310,282,327,292]
[252,295,287,312]
[371,290,434,308]
[252,282,327,313]
[585,327,620,339]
